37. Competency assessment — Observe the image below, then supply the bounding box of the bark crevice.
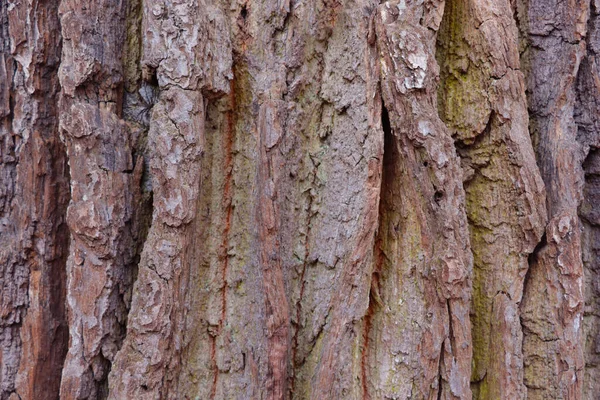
[361,96,392,400]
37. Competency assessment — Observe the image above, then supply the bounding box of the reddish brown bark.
[0,1,69,399]
[3,0,600,399]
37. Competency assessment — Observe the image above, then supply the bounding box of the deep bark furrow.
[360,99,392,400]
[368,1,473,398]
[209,78,236,399]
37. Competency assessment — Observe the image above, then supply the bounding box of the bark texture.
[2,0,600,399]
[519,1,592,398]
[366,2,472,398]
[437,0,546,397]
[1,1,70,399]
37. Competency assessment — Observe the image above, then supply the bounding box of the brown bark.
[56,1,143,398]
[576,2,600,398]
[0,1,69,399]
[437,0,546,397]
[365,1,472,398]
[3,0,600,399]
[519,0,590,398]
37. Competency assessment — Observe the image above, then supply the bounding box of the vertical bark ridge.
[0,0,70,399]
[279,4,353,397]
[175,67,249,400]
[257,97,292,400]
[367,1,473,398]
[436,0,547,398]
[107,0,233,397]
[248,6,295,398]
[581,150,600,398]
[295,2,383,397]
[519,0,590,398]
[57,0,147,397]
[575,2,600,396]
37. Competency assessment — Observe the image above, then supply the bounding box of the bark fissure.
[208,72,237,400]
[361,96,391,400]
[438,336,446,400]
[289,168,315,394]
[367,1,473,398]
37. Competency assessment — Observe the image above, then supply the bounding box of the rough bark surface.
[519,0,590,398]
[2,0,600,399]
[437,0,546,397]
[57,1,142,398]
[1,1,70,399]
[365,2,472,399]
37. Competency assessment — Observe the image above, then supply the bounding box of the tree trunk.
[1,0,600,399]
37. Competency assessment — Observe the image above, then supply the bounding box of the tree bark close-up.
[2,0,600,399]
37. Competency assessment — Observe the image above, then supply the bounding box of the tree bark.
[2,0,600,399]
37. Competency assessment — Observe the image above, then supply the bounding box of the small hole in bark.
[143,67,159,87]
[434,190,444,203]
[241,5,248,20]
[141,384,148,391]
[423,161,429,167]
[381,102,392,137]
[381,100,394,194]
